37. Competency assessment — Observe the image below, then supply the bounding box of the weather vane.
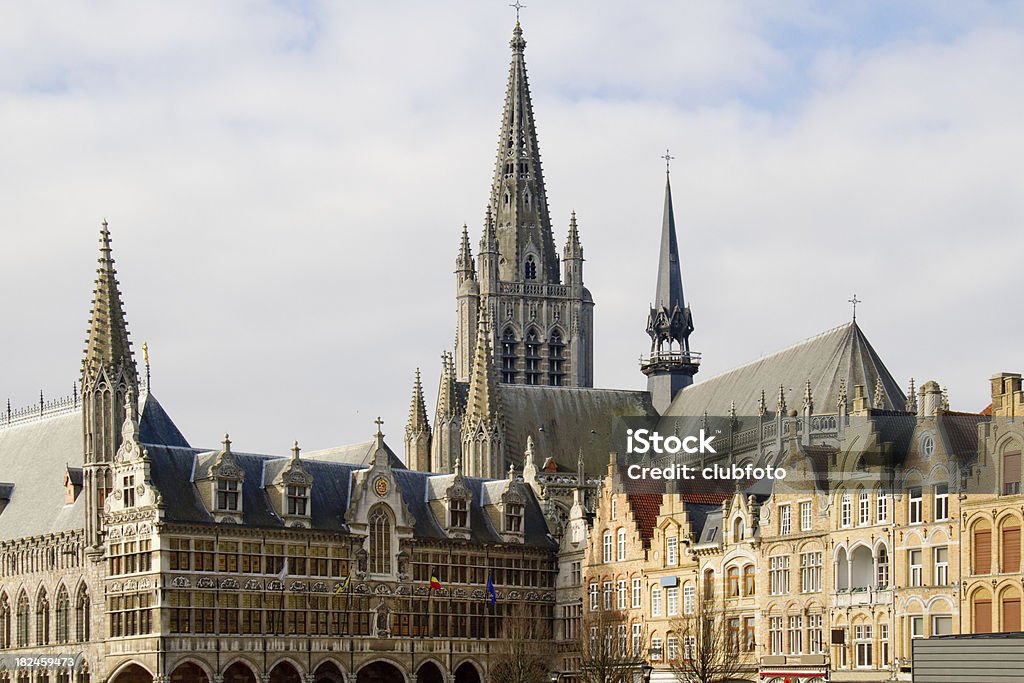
[510,1,526,21]
[848,294,862,321]
[661,148,675,174]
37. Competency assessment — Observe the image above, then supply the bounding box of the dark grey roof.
[663,321,905,419]
[696,508,723,545]
[65,467,83,487]
[654,174,685,313]
[149,444,553,548]
[0,411,84,541]
[303,440,404,468]
[138,392,190,448]
[500,384,658,475]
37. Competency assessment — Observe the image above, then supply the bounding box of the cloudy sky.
[3,1,1023,456]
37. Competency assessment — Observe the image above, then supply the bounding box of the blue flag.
[486,575,497,606]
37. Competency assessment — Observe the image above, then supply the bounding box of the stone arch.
[415,661,445,683]
[169,661,211,683]
[834,546,849,591]
[268,659,303,683]
[109,662,153,683]
[357,659,406,683]
[453,661,481,683]
[313,661,345,683]
[223,659,260,683]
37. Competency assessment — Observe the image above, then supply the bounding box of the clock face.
[373,476,389,497]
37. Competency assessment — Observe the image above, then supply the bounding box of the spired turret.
[81,220,139,551]
[641,167,700,413]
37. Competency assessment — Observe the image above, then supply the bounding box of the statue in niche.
[373,597,392,638]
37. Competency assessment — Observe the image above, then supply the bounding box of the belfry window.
[368,505,392,575]
[216,479,240,512]
[548,331,565,386]
[524,329,541,385]
[501,328,518,383]
[524,255,537,280]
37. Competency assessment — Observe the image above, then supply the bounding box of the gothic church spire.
[489,21,559,284]
[84,221,137,380]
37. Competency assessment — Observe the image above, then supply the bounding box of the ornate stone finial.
[757,389,767,417]
[941,386,950,411]
[729,400,737,419]
[524,435,535,465]
[116,388,142,462]
[873,376,886,409]
[906,378,918,412]
[803,380,813,411]
[776,385,787,414]
[837,378,848,407]
[454,457,462,478]
[508,462,516,480]
[142,340,151,392]
[222,434,232,452]
[291,441,301,460]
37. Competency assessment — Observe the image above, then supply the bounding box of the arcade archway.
[416,662,443,683]
[170,663,209,683]
[110,664,152,683]
[269,661,302,683]
[314,662,345,683]
[357,661,405,683]
[453,662,480,683]
[223,662,258,683]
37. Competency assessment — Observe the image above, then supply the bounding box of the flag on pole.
[334,575,350,595]
[486,575,497,606]
[276,558,289,583]
[429,572,442,591]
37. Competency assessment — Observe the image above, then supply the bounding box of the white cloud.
[1,1,1022,454]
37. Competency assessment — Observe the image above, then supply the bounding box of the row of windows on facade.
[0,543,82,578]
[0,586,90,649]
[771,486,951,537]
[112,535,551,587]
[207,482,515,539]
[158,593,552,639]
[501,328,564,385]
[0,671,87,683]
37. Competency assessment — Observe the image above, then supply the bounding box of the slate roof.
[303,441,404,468]
[662,321,905,420]
[939,412,988,464]
[138,392,190,448]
[500,384,659,476]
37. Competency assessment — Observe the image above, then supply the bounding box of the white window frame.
[617,580,627,609]
[603,581,612,610]
[666,586,679,616]
[770,555,790,595]
[859,491,870,526]
[683,584,695,614]
[800,501,812,531]
[909,549,923,587]
[788,615,803,655]
[909,487,923,524]
[617,528,626,561]
[935,483,949,521]
[603,531,612,563]
[876,494,888,523]
[808,614,823,654]
[666,536,678,566]
[769,616,784,655]
[854,624,873,668]
[801,552,822,593]
[841,493,852,528]
[631,578,642,608]
[651,587,662,617]
[780,505,792,535]
[934,546,948,586]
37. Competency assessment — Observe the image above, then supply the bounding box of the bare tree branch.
[576,610,648,683]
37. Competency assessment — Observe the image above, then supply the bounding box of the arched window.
[616,528,626,561]
[75,586,90,642]
[602,531,613,563]
[368,505,393,575]
[55,585,70,644]
[501,328,518,383]
[733,518,745,541]
[726,566,740,597]
[703,569,715,600]
[524,329,541,385]
[35,588,49,646]
[548,331,565,386]
[524,255,537,280]
[0,593,10,649]
[974,589,993,633]
[1002,587,1022,632]
[16,591,29,647]
[742,564,755,596]
[1001,518,1022,574]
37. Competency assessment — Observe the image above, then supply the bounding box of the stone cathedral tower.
[81,221,139,552]
[455,21,595,389]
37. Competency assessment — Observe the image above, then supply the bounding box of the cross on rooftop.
[510,1,526,21]
[848,294,862,321]
[661,148,675,174]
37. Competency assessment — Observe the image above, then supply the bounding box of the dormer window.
[287,485,309,516]
[505,502,524,533]
[216,479,240,511]
[450,497,469,528]
[122,475,136,508]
